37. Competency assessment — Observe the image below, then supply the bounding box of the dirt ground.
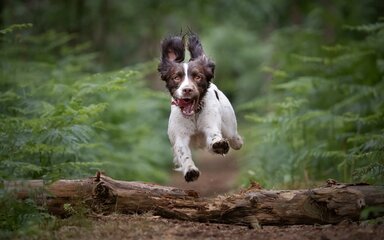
[46,150,384,239]
[49,214,384,240]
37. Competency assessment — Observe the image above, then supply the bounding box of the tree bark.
[4,173,384,227]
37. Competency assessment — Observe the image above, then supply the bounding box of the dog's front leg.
[168,110,200,182]
[198,112,230,155]
[171,137,200,182]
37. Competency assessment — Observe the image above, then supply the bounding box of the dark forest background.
[1,0,384,236]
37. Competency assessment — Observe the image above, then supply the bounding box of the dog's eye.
[194,75,202,82]
[172,76,181,82]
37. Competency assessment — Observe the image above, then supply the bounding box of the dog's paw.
[185,169,200,182]
[212,140,229,155]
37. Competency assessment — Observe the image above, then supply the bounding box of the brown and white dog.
[158,33,243,182]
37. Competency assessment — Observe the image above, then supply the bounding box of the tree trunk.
[4,173,384,227]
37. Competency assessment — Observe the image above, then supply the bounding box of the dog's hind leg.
[217,91,243,151]
[228,134,243,150]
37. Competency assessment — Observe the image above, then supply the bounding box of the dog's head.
[158,34,215,116]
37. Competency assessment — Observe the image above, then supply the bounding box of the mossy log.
[4,172,384,227]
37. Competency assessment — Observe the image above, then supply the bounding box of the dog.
[157,33,243,182]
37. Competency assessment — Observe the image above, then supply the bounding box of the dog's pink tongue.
[177,99,189,107]
[177,99,194,116]
[182,104,194,115]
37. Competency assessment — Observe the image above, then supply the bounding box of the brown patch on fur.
[158,63,183,96]
[186,58,215,101]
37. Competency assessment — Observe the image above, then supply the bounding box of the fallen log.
[4,172,384,227]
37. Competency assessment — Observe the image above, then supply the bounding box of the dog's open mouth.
[175,98,198,116]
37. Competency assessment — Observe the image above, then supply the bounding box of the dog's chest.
[189,131,206,149]
[169,108,208,148]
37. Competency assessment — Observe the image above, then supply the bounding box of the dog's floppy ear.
[160,36,185,63]
[158,36,185,81]
[188,33,204,60]
[205,60,215,81]
[188,33,215,80]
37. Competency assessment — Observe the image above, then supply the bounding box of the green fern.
[242,21,384,187]
[353,162,384,183]
[343,22,384,32]
[0,26,172,183]
[0,23,33,34]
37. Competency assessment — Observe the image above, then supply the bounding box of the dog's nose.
[182,87,193,95]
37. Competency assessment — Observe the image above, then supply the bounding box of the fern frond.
[0,23,33,34]
[344,23,384,32]
[332,81,384,113]
[308,150,347,160]
[347,133,384,149]
[331,50,374,67]
[0,91,21,103]
[237,96,272,112]
[261,66,288,79]
[276,97,307,113]
[321,44,350,53]
[244,114,278,124]
[273,76,323,92]
[353,162,384,183]
[0,160,43,177]
[292,54,331,65]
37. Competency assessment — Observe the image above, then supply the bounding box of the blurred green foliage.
[0,24,171,182]
[241,22,384,187]
[3,1,382,70]
[0,190,55,238]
